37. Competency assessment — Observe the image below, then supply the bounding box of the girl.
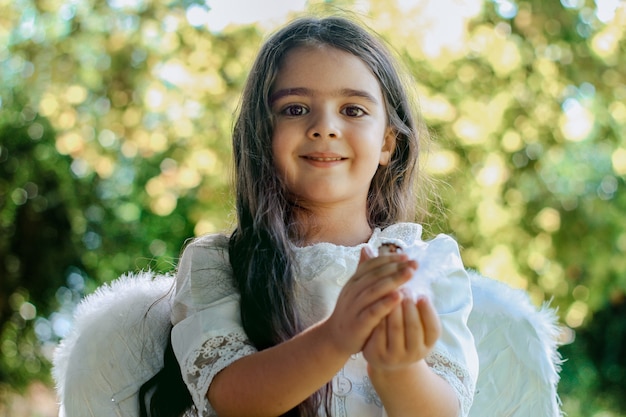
[149,15,478,417]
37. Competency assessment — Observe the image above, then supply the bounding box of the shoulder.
[183,233,230,252]
[175,233,235,304]
[179,233,230,270]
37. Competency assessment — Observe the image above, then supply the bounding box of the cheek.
[271,136,289,178]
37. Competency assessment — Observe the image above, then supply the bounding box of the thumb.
[359,245,375,263]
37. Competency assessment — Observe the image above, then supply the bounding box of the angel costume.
[53,222,563,417]
[171,223,478,416]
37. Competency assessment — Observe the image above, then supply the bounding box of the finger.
[357,289,403,330]
[347,258,417,322]
[374,317,388,356]
[386,302,404,355]
[363,320,383,365]
[355,260,416,300]
[351,276,410,321]
[350,254,410,289]
[417,297,441,347]
[403,296,421,352]
[355,253,415,278]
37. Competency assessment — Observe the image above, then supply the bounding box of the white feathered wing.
[466,270,563,417]
[52,272,174,417]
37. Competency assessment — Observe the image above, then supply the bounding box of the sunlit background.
[1,0,625,415]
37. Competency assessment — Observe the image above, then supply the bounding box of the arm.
[207,247,418,417]
[370,362,459,417]
[364,233,479,417]
[208,320,344,416]
[365,296,459,417]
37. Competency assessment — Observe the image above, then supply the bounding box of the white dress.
[170,223,479,417]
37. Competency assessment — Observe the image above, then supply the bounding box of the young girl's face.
[270,45,395,211]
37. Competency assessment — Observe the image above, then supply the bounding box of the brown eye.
[282,105,308,116]
[342,106,365,117]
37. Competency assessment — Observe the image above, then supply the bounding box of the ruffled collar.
[292,223,423,285]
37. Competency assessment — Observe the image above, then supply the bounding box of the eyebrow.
[269,87,379,105]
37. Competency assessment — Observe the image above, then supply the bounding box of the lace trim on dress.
[426,350,475,417]
[292,223,424,284]
[183,330,257,417]
[377,223,423,247]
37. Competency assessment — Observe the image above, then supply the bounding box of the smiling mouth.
[302,156,345,162]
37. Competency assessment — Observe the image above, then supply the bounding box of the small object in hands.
[378,242,402,255]
[377,242,434,301]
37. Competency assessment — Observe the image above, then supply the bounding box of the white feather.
[467,270,563,417]
[52,271,174,417]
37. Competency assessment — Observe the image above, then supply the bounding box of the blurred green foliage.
[1,0,625,415]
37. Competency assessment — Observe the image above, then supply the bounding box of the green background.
[1,0,625,415]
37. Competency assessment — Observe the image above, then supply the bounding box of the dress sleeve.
[170,235,257,416]
[414,234,479,417]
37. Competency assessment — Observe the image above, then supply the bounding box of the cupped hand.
[362,292,441,371]
[321,246,418,357]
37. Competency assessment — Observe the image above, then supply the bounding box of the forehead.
[271,45,383,98]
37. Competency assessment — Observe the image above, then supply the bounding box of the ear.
[379,127,396,166]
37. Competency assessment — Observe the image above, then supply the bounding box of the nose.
[307,110,340,140]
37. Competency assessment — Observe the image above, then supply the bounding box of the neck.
[293,204,373,247]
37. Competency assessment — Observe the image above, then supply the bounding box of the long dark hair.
[140,14,426,417]
[229,15,423,417]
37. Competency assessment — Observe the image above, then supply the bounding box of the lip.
[300,152,346,167]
